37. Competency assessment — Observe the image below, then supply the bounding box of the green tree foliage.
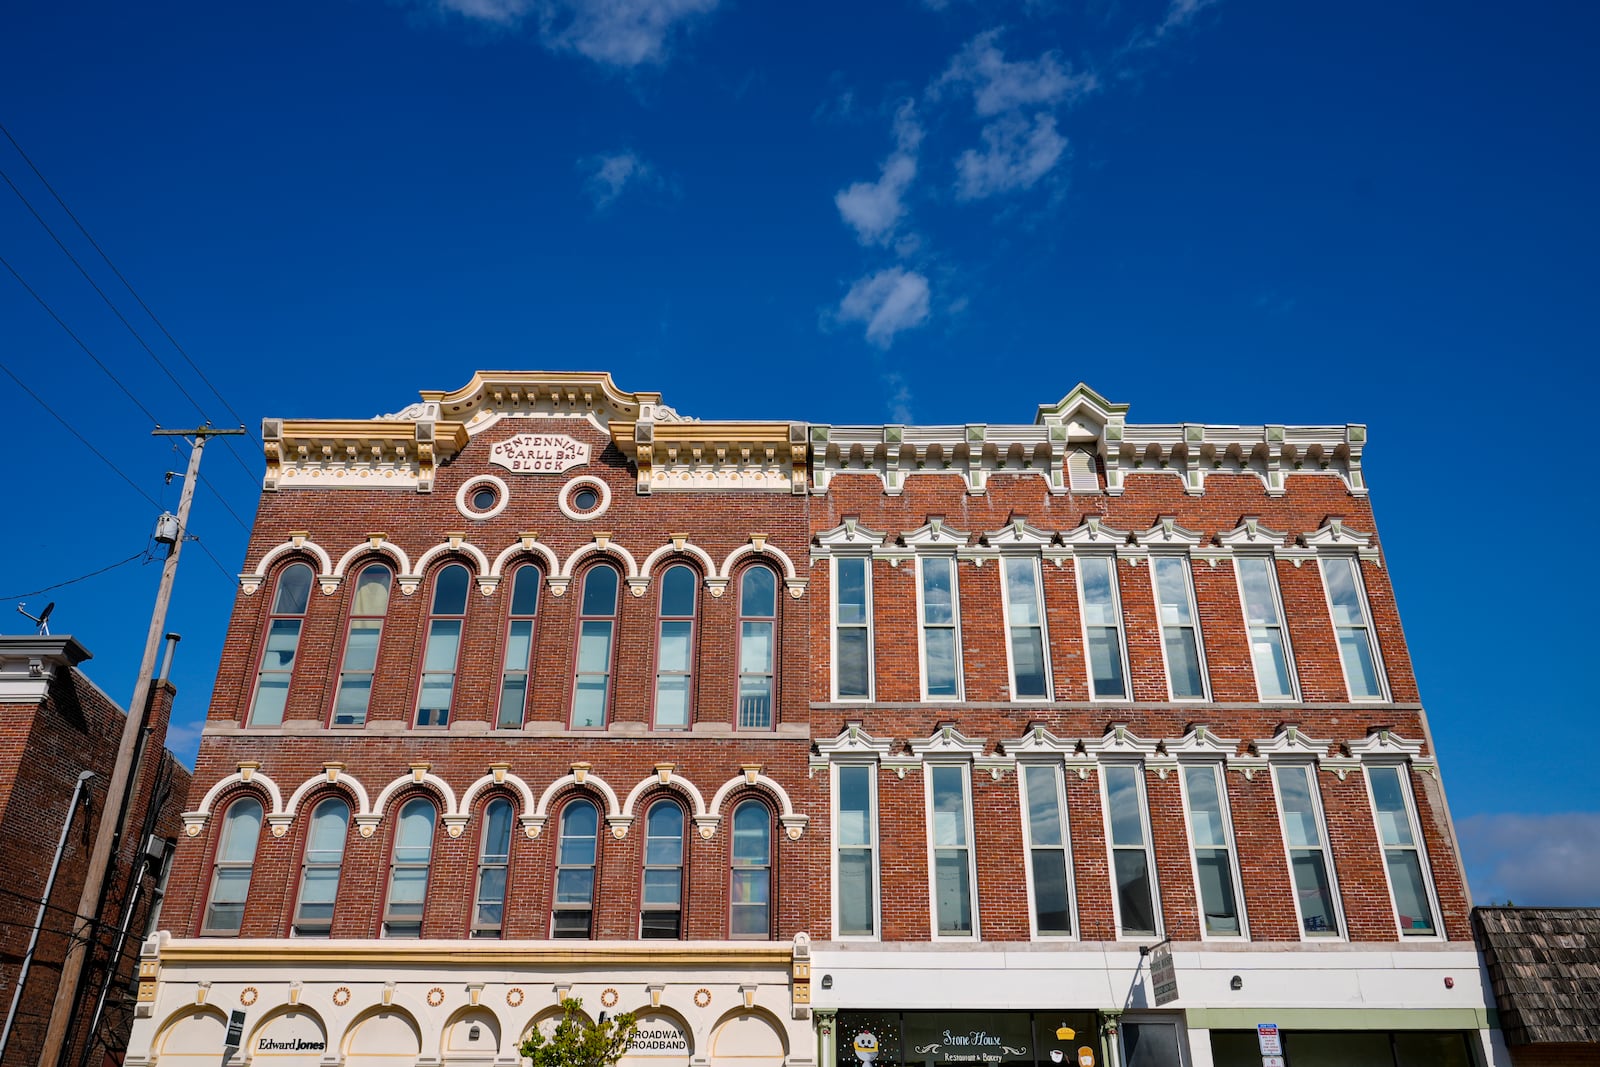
[520,997,639,1067]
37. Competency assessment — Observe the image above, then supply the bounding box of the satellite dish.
[15,601,55,635]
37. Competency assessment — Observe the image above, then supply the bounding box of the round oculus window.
[455,474,510,520]
[557,476,611,520]
[471,486,498,511]
[572,487,599,512]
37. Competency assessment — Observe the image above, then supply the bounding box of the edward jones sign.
[489,433,589,474]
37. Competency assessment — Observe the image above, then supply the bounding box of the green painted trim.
[1184,1007,1493,1031]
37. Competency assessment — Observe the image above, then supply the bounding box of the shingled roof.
[1474,907,1600,1046]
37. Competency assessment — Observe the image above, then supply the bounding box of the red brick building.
[127,373,1505,1067]
[0,635,191,1067]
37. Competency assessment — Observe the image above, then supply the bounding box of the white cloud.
[163,716,205,768]
[579,150,661,209]
[1154,0,1218,40]
[430,0,719,67]
[884,372,915,423]
[1459,811,1600,906]
[837,268,932,348]
[834,102,923,248]
[936,29,1098,118]
[954,112,1066,199]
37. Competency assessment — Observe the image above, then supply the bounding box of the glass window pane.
[737,678,772,728]
[333,676,372,724]
[397,800,436,852]
[251,677,289,726]
[837,628,870,698]
[1164,628,1205,698]
[432,565,469,615]
[646,801,684,845]
[1196,849,1240,935]
[643,868,681,905]
[1122,1022,1182,1067]
[1237,558,1280,625]
[1154,557,1193,625]
[308,799,349,853]
[496,675,526,728]
[1114,850,1156,936]
[660,566,696,616]
[658,621,692,671]
[1394,1032,1473,1067]
[1088,627,1126,698]
[1080,557,1117,623]
[1183,766,1226,847]
[1339,631,1383,698]
[1030,850,1071,935]
[423,620,462,671]
[934,851,973,934]
[1369,767,1414,846]
[930,767,968,846]
[504,619,534,669]
[475,866,507,907]
[838,849,874,935]
[582,566,618,616]
[1277,767,1323,847]
[732,804,771,863]
[555,868,595,904]
[1323,557,1364,625]
[1011,627,1047,697]
[577,622,614,672]
[655,676,689,726]
[219,800,263,861]
[573,680,607,726]
[1004,557,1041,624]
[742,565,776,617]
[510,566,541,616]
[481,800,513,860]
[273,564,313,614]
[1105,767,1145,847]
[352,566,391,615]
[1386,850,1435,933]
[1024,765,1063,846]
[740,621,773,674]
[1251,629,1294,699]
[921,557,954,625]
[731,867,770,904]
[262,619,302,668]
[838,766,873,846]
[387,866,428,906]
[342,622,381,671]
[924,629,958,697]
[836,558,868,624]
[1291,851,1339,934]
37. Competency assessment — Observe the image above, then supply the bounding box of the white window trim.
[1075,551,1131,702]
[998,553,1053,701]
[830,760,882,942]
[1148,551,1211,701]
[914,552,965,701]
[1362,760,1445,942]
[830,554,875,702]
[924,761,981,940]
[1017,759,1078,941]
[1269,760,1348,942]
[1317,553,1391,703]
[1099,760,1163,941]
[1175,759,1249,941]
[1232,552,1301,702]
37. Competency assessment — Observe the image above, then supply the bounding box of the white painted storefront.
[127,936,814,1067]
[809,943,1511,1067]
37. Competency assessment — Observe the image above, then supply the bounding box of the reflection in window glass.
[654,566,697,728]
[1078,556,1127,699]
[1002,557,1049,698]
[383,798,435,938]
[1022,764,1072,935]
[251,564,313,726]
[1105,765,1157,937]
[731,801,771,938]
[553,799,599,937]
[473,798,513,938]
[333,565,391,726]
[497,566,540,728]
[1152,556,1206,698]
[293,797,348,937]
[836,765,876,937]
[1322,556,1385,699]
[1275,764,1340,936]
[572,567,618,728]
[739,567,777,728]
[929,765,975,936]
[1237,557,1295,699]
[204,798,263,935]
[641,801,684,938]
[835,557,871,699]
[416,565,469,727]
[919,556,961,698]
[1182,764,1242,935]
[1368,765,1436,935]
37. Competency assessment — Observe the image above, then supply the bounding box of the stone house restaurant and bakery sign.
[489,433,590,474]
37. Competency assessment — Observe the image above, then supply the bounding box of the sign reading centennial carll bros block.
[489,432,589,473]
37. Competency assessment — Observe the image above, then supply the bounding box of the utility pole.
[38,425,245,1067]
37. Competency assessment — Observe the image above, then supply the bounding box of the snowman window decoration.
[853,1032,880,1066]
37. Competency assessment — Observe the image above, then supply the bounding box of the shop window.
[383,797,436,938]
[834,763,877,938]
[553,798,599,937]
[730,800,772,938]
[1021,763,1073,937]
[1103,764,1159,938]
[572,566,619,728]
[739,566,778,728]
[416,564,470,727]
[640,800,685,938]
[292,796,349,937]
[1121,1020,1184,1067]
[202,796,263,936]
[654,565,697,729]
[497,565,541,728]
[1077,555,1128,699]
[332,564,392,726]
[473,798,513,938]
[249,562,313,726]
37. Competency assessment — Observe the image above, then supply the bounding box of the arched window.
[250,563,313,726]
[641,800,685,938]
[417,564,470,727]
[552,798,599,937]
[497,565,542,729]
[654,565,697,729]
[202,796,263,936]
[730,800,772,939]
[473,798,514,938]
[572,566,619,729]
[332,564,392,727]
[383,797,436,938]
[292,797,349,937]
[738,566,777,729]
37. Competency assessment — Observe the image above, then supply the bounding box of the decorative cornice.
[980,519,1057,550]
[900,517,970,551]
[812,519,887,555]
[617,417,808,496]
[1217,517,1289,550]
[0,636,92,703]
[809,721,894,774]
[1137,517,1206,550]
[1060,516,1132,550]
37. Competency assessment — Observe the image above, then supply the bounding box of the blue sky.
[2,0,1595,904]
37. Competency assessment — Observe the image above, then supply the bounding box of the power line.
[0,551,152,602]
[0,121,260,447]
[198,469,252,533]
[0,163,260,489]
[0,355,161,511]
